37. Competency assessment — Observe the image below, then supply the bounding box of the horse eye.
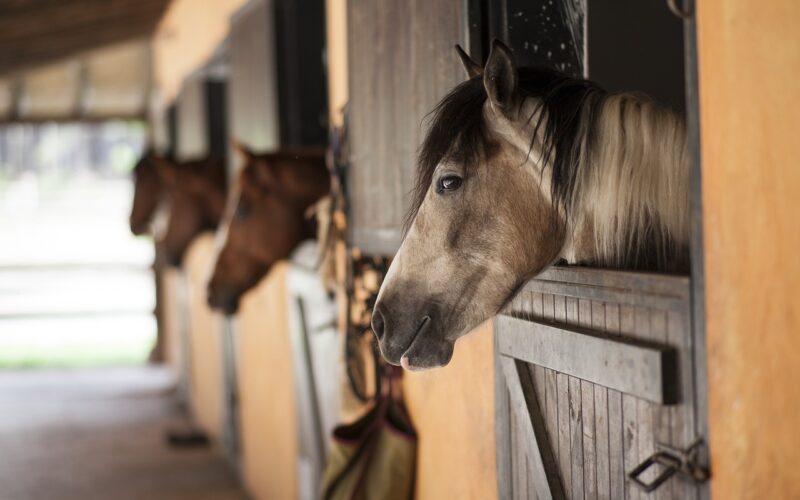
[437,175,463,193]
[234,201,250,220]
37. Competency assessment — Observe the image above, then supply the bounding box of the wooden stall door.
[489,1,705,498]
[495,269,705,500]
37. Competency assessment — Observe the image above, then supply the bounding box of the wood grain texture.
[347,0,465,254]
[404,321,497,500]
[697,1,800,498]
[499,267,697,499]
[495,316,675,403]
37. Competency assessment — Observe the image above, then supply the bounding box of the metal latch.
[628,438,710,492]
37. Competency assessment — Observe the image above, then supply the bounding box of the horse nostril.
[371,305,386,341]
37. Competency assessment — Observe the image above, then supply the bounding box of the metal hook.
[666,0,693,19]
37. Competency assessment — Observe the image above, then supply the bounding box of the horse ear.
[483,39,519,114]
[455,45,482,79]
[231,139,255,163]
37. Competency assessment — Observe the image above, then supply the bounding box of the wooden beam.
[0,0,169,75]
[524,266,690,311]
[496,315,679,404]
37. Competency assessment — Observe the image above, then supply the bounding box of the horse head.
[372,40,688,370]
[129,151,165,236]
[153,156,228,267]
[207,144,329,315]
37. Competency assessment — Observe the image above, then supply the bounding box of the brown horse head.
[129,151,165,236]
[207,145,329,314]
[372,41,688,370]
[153,156,228,267]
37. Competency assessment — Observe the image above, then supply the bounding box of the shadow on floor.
[0,365,247,500]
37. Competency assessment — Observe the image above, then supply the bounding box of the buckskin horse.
[151,156,228,266]
[372,40,689,370]
[207,145,329,314]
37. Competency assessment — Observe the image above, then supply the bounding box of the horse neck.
[565,93,690,271]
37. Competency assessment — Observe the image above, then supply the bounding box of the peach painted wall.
[697,1,800,498]
[183,234,225,442]
[403,322,497,500]
[234,263,298,500]
[160,267,186,376]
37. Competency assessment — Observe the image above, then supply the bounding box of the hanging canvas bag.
[321,368,416,500]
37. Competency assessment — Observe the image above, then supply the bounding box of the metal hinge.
[628,438,710,493]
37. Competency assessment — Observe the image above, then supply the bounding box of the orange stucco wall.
[697,2,800,498]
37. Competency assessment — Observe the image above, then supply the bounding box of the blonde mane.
[568,93,689,270]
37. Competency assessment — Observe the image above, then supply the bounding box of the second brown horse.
[153,156,228,266]
[207,146,329,314]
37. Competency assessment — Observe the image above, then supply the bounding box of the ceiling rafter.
[0,0,171,75]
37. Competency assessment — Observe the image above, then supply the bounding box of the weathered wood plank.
[530,292,547,439]
[554,295,572,499]
[501,356,565,500]
[620,304,639,500]
[651,310,674,500]
[566,297,584,500]
[634,307,656,491]
[535,291,557,492]
[557,372,572,499]
[534,266,690,298]
[579,299,597,500]
[569,375,585,500]
[592,301,611,500]
[348,0,464,255]
[523,278,686,312]
[605,303,625,500]
[668,309,696,500]
[495,316,676,403]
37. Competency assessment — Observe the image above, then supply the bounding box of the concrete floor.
[0,366,247,500]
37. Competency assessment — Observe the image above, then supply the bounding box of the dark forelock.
[407,66,606,232]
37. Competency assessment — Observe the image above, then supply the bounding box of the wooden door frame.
[684,7,710,498]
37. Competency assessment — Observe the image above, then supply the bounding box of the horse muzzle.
[371,301,453,370]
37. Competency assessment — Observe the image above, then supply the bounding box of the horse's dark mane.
[408,67,606,231]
